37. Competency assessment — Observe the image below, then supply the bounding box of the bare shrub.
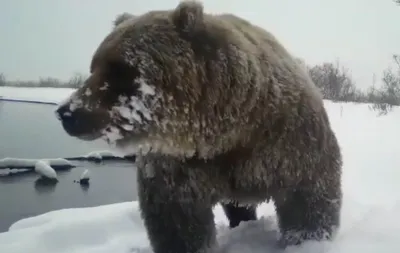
[368,55,400,115]
[0,73,5,86]
[308,60,360,102]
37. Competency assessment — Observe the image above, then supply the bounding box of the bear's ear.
[172,1,204,35]
[113,13,136,28]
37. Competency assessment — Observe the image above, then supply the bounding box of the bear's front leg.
[273,185,341,247]
[137,158,217,253]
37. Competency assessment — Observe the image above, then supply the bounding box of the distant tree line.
[298,55,400,115]
[0,72,87,89]
[1,55,400,115]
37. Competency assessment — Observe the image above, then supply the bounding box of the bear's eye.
[105,60,140,95]
[107,60,131,79]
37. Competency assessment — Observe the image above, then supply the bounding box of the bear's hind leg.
[273,186,341,247]
[222,201,257,228]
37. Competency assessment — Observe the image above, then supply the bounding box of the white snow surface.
[1,88,400,252]
[34,160,58,179]
[0,86,75,104]
[0,157,73,168]
[85,150,121,159]
[86,151,102,160]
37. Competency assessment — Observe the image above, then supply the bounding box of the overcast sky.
[0,0,399,90]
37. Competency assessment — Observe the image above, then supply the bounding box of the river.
[0,101,138,232]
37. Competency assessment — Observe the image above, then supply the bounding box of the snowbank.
[34,160,58,179]
[0,151,132,172]
[83,150,125,162]
[0,158,74,169]
[1,201,400,253]
[1,90,400,252]
[65,150,134,163]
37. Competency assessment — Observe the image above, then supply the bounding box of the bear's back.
[208,13,324,115]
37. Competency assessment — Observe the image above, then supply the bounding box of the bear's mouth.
[98,127,154,156]
[62,123,105,142]
[59,115,105,141]
[75,131,104,141]
[101,128,147,145]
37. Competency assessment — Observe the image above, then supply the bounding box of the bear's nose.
[55,104,96,136]
[55,104,74,122]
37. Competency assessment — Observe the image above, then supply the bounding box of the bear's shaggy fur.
[55,1,343,253]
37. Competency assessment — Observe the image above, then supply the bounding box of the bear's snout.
[55,103,73,121]
[55,102,107,141]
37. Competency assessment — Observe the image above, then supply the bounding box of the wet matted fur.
[55,1,343,253]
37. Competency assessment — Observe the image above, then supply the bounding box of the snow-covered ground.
[1,86,400,252]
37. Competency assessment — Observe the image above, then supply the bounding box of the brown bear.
[55,1,343,253]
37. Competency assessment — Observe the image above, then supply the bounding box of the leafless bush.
[38,77,63,87]
[66,72,87,88]
[308,60,360,102]
[367,55,400,115]
[0,73,5,86]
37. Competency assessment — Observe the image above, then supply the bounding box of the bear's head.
[55,1,251,158]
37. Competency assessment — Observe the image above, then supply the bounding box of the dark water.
[0,101,138,233]
[0,100,110,158]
